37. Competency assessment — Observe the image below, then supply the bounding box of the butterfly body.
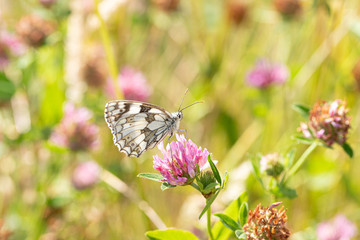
[104,100,183,157]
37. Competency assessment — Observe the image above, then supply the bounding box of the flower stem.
[207,203,214,240]
[190,182,200,191]
[287,141,318,179]
[94,0,123,99]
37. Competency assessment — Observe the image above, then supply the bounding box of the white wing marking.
[147,121,167,131]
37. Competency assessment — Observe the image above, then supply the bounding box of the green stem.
[207,203,214,240]
[190,182,200,191]
[94,0,123,99]
[287,141,318,179]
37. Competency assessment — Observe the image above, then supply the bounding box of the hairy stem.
[207,203,214,240]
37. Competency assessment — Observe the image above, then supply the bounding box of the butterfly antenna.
[180,101,204,112]
[177,88,189,112]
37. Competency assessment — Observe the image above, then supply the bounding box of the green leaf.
[292,104,310,118]
[250,155,264,187]
[294,136,314,145]
[222,172,229,189]
[161,182,176,191]
[146,229,199,240]
[239,192,248,203]
[235,231,247,240]
[208,154,221,185]
[199,190,220,219]
[285,148,296,169]
[0,72,16,101]
[239,202,248,227]
[270,183,298,199]
[137,173,164,182]
[342,142,353,158]
[212,195,245,240]
[203,182,218,194]
[214,213,240,231]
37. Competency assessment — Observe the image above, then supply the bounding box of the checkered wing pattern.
[104,100,177,157]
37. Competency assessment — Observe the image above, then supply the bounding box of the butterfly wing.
[104,100,174,157]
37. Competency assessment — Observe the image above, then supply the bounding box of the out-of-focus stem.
[94,0,123,99]
[100,169,166,230]
[287,141,318,179]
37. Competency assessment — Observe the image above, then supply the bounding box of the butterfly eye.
[178,112,183,120]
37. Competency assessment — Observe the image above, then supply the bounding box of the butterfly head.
[171,111,183,121]
[177,112,183,120]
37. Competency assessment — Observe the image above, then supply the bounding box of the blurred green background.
[0,0,360,239]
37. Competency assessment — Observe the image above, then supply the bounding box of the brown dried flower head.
[16,15,55,47]
[153,0,180,12]
[299,100,351,147]
[83,57,107,88]
[227,0,249,25]
[274,0,302,18]
[0,219,11,240]
[243,202,290,240]
[39,0,57,8]
[352,59,360,91]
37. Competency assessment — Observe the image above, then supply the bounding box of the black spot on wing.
[145,113,156,123]
[140,105,152,113]
[114,103,130,122]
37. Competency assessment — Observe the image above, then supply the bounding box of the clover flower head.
[243,202,291,240]
[247,59,289,88]
[72,161,100,190]
[106,66,151,101]
[153,134,209,186]
[153,0,180,12]
[274,0,302,18]
[0,31,26,69]
[260,153,284,177]
[50,103,100,151]
[16,15,55,47]
[299,100,351,147]
[317,214,357,240]
[226,0,249,25]
[39,0,57,8]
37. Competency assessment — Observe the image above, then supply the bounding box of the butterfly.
[104,93,202,157]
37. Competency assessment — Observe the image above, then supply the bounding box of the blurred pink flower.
[105,66,151,101]
[0,31,26,69]
[153,134,210,186]
[317,215,357,240]
[299,100,351,147]
[246,59,289,88]
[50,103,100,151]
[72,161,100,190]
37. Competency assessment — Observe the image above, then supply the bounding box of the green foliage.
[146,229,199,240]
[212,193,248,240]
[239,202,249,228]
[137,173,164,182]
[292,104,311,118]
[0,72,16,100]
[208,154,221,186]
[213,213,240,231]
[342,142,353,158]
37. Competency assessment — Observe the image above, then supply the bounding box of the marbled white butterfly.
[104,94,202,157]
